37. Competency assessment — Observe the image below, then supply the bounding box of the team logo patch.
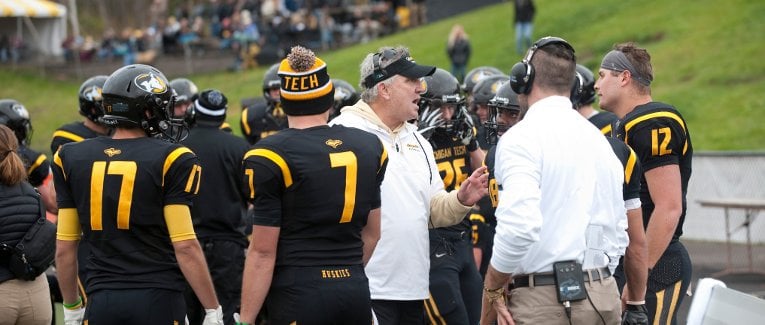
[325,139,342,148]
[84,86,103,101]
[334,87,351,101]
[491,79,508,93]
[11,103,29,119]
[134,73,167,94]
[420,79,428,93]
[103,148,122,157]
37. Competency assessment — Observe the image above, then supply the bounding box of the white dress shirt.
[490,96,628,275]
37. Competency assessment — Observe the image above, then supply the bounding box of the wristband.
[626,300,645,305]
[63,296,83,309]
[484,285,505,303]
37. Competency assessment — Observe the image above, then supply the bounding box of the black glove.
[622,304,648,325]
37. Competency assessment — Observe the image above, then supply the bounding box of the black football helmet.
[418,68,470,140]
[462,66,504,95]
[330,78,359,119]
[472,75,510,108]
[78,75,108,123]
[262,63,281,104]
[101,64,185,141]
[169,78,199,103]
[485,83,520,144]
[571,64,596,108]
[0,99,33,146]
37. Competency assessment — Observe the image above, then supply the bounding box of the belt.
[513,267,611,288]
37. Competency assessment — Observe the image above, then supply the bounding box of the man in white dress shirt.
[480,36,628,325]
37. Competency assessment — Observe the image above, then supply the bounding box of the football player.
[238,46,388,325]
[571,64,618,134]
[181,89,250,324]
[328,78,359,121]
[417,68,484,324]
[239,63,287,144]
[169,77,199,119]
[571,63,649,324]
[596,42,692,325]
[473,82,523,279]
[52,64,223,325]
[471,74,509,150]
[0,99,56,215]
[50,75,111,154]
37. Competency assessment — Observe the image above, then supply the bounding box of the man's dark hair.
[532,43,576,94]
[614,42,653,95]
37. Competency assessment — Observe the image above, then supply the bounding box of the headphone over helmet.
[78,75,108,123]
[101,64,185,141]
[0,99,33,146]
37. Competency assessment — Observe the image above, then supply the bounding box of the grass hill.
[2,0,763,154]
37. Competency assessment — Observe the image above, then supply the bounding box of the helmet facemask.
[142,94,189,143]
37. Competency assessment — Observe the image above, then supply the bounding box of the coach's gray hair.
[359,45,408,103]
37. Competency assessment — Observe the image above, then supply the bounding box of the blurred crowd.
[53,0,428,70]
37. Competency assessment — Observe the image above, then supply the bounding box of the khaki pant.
[508,275,621,324]
[0,274,52,325]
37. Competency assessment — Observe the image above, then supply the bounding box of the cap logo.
[134,73,167,94]
[207,90,224,106]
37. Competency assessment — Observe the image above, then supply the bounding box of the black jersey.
[17,145,49,187]
[613,102,692,240]
[239,99,287,145]
[52,136,201,293]
[50,121,105,154]
[589,110,618,136]
[243,125,388,267]
[606,137,641,202]
[429,128,477,234]
[181,125,250,244]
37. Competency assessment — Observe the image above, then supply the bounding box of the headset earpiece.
[509,36,574,95]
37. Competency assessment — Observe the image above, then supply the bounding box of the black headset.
[509,36,574,95]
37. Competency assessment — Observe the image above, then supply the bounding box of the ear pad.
[509,36,574,95]
[510,61,534,95]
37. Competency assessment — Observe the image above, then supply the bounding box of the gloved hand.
[417,106,444,140]
[622,304,648,325]
[202,305,224,325]
[233,312,250,325]
[453,106,476,145]
[63,306,85,325]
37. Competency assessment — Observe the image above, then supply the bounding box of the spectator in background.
[446,24,471,83]
[0,34,9,62]
[0,124,53,325]
[513,0,535,55]
[409,0,427,27]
